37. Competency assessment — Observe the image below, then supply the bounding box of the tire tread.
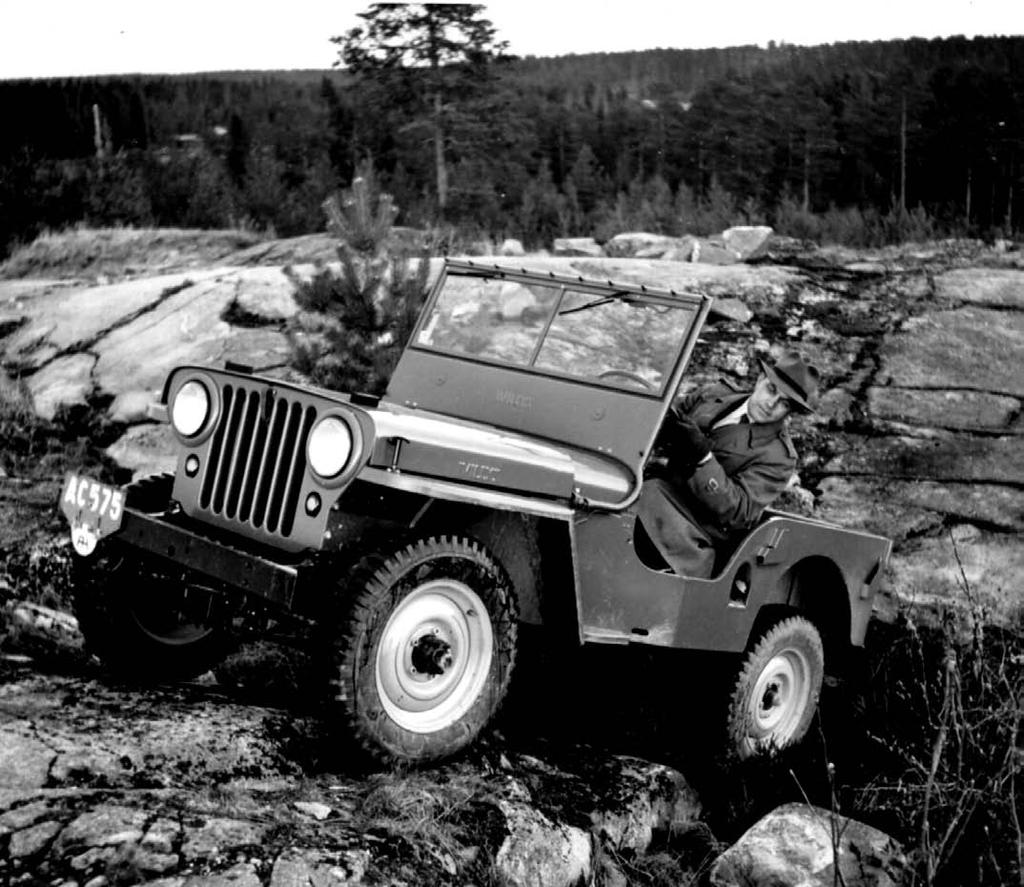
[326,535,518,765]
[727,614,824,759]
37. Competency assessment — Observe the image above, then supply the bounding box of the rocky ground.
[0,639,912,887]
[0,229,1022,886]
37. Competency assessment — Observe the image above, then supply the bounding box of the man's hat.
[758,351,821,414]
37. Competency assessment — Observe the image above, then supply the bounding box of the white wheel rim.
[375,578,493,733]
[745,648,812,750]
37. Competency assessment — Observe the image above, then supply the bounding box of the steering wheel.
[597,369,654,391]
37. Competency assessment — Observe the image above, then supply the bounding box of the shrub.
[84,153,153,228]
[693,177,742,234]
[773,193,822,242]
[848,536,1023,886]
[286,161,430,396]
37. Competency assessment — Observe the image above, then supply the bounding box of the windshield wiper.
[558,291,635,316]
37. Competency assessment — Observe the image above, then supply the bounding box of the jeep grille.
[198,383,317,537]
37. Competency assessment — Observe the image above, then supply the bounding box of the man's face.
[748,373,793,424]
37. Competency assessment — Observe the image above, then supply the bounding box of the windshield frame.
[407,260,704,400]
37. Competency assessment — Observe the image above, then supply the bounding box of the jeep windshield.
[413,266,699,396]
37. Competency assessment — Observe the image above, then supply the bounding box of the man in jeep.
[638,351,821,578]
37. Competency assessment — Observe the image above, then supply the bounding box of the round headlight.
[171,381,210,437]
[308,417,353,478]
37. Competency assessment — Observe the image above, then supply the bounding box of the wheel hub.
[411,632,454,676]
[375,579,494,733]
[748,650,810,743]
[761,681,781,712]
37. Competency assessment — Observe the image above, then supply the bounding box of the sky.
[1,0,1020,80]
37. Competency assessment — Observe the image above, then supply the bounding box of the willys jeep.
[61,259,891,763]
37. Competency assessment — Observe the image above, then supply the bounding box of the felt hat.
[758,351,821,414]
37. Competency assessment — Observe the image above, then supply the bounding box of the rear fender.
[743,556,852,667]
[785,556,852,655]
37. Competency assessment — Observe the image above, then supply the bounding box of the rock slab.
[710,802,907,887]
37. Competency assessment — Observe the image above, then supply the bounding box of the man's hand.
[672,414,712,463]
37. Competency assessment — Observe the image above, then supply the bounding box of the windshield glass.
[413,271,697,394]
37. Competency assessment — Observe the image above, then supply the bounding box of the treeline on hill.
[1,35,1022,260]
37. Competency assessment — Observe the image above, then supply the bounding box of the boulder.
[499,238,526,257]
[662,235,698,261]
[105,423,177,479]
[691,239,740,265]
[710,803,907,887]
[229,266,301,321]
[722,225,773,260]
[496,281,540,321]
[605,233,681,258]
[5,602,81,655]
[552,237,605,258]
[589,757,701,853]
[108,389,161,424]
[708,297,754,324]
[494,799,592,887]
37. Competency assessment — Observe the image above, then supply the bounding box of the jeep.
[61,259,891,763]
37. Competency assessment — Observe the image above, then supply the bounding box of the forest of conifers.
[1,34,1022,259]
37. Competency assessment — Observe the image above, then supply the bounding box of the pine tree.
[287,161,429,395]
[334,3,508,215]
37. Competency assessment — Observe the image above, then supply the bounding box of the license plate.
[60,473,125,556]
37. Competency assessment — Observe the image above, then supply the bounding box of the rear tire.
[727,615,824,759]
[73,546,232,682]
[326,536,518,765]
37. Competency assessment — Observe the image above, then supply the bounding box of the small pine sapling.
[287,162,430,396]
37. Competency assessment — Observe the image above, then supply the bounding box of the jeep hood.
[365,405,633,505]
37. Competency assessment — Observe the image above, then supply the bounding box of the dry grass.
[355,769,502,882]
[0,225,266,280]
[358,770,486,852]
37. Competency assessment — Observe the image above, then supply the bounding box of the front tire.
[727,615,824,759]
[327,536,518,765]
[73,546,232,682]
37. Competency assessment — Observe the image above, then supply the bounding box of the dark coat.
[670,383,797,532]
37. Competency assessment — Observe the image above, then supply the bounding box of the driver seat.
[634,478,721,578]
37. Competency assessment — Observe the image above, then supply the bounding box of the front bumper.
[111,507,301,610]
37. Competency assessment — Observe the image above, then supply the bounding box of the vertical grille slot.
[224,390,260,518]
[236,399,271,523]
[200,384,235,510]
[211,387,249,514]
[251,399,288,529]
[264,402,302,533]
[279,406,317,536]
[196,382,317,538]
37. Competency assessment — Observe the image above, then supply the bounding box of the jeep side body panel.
[573,509,891,651]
